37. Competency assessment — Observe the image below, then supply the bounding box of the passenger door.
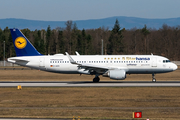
[152,57,157,67]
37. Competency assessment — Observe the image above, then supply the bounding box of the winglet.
[65,52,77,64]
[75,51,80,56]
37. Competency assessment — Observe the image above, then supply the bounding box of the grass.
[0,68,180,119]
[0,87,180,119]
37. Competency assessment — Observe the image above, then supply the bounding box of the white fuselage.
[8,54,177,76]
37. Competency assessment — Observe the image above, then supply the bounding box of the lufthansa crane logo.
[15,37,27,49]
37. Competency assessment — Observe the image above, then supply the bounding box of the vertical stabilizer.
[10,28,42,56]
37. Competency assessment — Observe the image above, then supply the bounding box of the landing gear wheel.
[93,77,100,83]
[152,78,156,82]
[152,73,156,82]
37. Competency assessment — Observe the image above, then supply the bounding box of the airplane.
[8,28,178,82]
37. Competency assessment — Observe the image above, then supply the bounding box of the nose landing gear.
[152,73,156,82]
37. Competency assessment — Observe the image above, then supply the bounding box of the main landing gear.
[152,73,156,82]
[93,75,100,83]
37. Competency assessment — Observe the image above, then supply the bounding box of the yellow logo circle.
[15,37,27,49]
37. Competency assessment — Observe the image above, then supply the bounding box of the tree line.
[0,19,180,61]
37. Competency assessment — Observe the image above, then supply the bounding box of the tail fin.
[10,28,42,56]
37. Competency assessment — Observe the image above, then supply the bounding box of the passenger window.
[166,60,171,63]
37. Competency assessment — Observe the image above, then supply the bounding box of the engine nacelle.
[108,69,126,80]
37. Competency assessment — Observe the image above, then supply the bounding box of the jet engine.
[108,69,126,80]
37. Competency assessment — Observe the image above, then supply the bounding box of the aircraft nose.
[172,63,178,71]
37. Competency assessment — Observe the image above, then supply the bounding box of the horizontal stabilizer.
[8,57,29,64]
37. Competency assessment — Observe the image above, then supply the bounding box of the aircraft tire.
[152,78,156,82]
[93,77,100,83]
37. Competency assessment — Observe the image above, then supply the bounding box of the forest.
[0,19,180,61]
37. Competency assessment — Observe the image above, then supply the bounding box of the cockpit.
[163,60,171,63]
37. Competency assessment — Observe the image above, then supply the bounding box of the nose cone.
[172,63,178,71]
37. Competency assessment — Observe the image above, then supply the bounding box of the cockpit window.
[163,60,171,63]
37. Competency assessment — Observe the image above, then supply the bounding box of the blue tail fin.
[10,28,42,56]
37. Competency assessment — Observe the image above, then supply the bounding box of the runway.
[0,81,180,87]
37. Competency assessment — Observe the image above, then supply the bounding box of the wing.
[65,52,109,74]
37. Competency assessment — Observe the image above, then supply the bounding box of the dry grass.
[0,87,180,119]
[0,68,180,119]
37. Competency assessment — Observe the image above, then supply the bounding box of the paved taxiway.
[0,81,180,87]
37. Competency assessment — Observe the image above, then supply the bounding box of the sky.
[0,0,180,21]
